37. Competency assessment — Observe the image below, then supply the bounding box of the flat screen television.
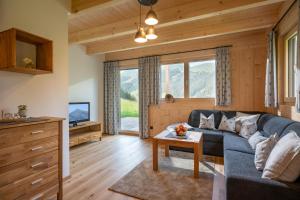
[69,102,90,125]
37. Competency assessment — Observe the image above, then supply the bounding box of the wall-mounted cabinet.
[0,28,53,75]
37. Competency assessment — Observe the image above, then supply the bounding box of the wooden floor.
[63,135,224,200]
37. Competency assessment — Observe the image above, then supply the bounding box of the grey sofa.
[170,109,300,200]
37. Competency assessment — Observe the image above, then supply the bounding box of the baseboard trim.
[63,175,72,182]
[119,131,139,136]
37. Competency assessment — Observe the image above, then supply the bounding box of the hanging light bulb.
[134,4,148,43]
[145,5,158,25]
[135,27,147,43]
[146,26,157,40]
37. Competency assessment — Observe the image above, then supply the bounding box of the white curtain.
[216,47,231,106]
[104,61,120,135]
[295,0,300,112]
[265,31,278,108]
[139,56,160,139]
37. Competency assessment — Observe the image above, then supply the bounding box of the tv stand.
[69,121,102,147]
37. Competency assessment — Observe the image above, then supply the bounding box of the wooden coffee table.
[152,130,203,178]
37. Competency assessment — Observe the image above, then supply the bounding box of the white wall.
[0,0,70,177]
[69,45,104,123]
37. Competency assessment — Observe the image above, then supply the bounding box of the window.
[160,59,216,99]
[161,63,184,98]
[189,60,216,98]
[286,34,297,98]
[120,69,139,132]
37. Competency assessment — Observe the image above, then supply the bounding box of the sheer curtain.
[216,47,231,106]
[104,61,120,135]
[138,56,160,139]
[265,31,278,108]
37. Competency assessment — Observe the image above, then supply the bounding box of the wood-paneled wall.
[106,30,271,136]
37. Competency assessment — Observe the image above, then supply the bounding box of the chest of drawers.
[0,118,63,200]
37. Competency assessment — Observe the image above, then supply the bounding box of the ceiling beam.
[105,29,268,61]
[85,4,279,54]
[69,0,284,44]
[70,0,127,17]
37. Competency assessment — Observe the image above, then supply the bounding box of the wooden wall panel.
[279,105,300,121]
[106,30,270,136]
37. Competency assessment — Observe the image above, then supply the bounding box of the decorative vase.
[23,57,34,68]
[165,94,175,103]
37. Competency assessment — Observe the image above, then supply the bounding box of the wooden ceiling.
[69,0,287,55]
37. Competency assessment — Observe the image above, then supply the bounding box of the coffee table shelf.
[152,130,203,178]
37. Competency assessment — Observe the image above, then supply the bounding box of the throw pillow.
[248,131,267,150]
[199,113,215,129]
[239,121,257,139]
[218,115,236,132]
[254,133,278,171]
[262,131,300,182]
[236,112,252,118]
[235,114,260,133]
[248,131,268,150]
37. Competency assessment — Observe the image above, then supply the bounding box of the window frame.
[188,59,217,99]
[284,26,297,103]
[160,56,216,100]
[160,61,185,99]
[119,65,140,135]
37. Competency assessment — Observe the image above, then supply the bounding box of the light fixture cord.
[139,3,142,27]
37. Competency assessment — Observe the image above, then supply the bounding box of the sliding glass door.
[120,69,139,132]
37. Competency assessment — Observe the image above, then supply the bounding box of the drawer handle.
[31,162,44,168]
[31,178,43,185]
[31,130,44,135]
[31,146,43,151]
[30,193,44,200]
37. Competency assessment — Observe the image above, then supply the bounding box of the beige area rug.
[109,151,222,200]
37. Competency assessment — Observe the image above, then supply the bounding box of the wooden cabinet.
[0,28,53,75]
[69,122,102,147]
[0,118,63,200]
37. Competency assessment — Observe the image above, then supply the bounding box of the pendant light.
[145,5,158,25]
[134,27,147,43]
[134,4,147,43]
[146,25,157,40]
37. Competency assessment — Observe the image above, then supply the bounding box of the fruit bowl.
[175,124,188,137]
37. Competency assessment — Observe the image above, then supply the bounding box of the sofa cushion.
[225,150,300,200]
[203,141,223,157]
[222,111,265,119]
[257,114,276,131]
[191,128,223,143]
[262,116,294,137]
[224,134,254,154]
[188,110,222,128]
[281,122,300,138]
[225,149,261,178]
